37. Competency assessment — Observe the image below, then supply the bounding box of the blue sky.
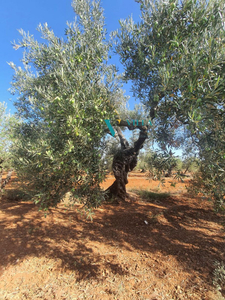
[0,0,142,114]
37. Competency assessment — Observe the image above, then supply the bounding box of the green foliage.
[146,149,179,180]
[136,149,188,179]
[9,0,127,209]
[175,158,183,172]
[135,149,154,171]
[181,156,199,174]
[0,102,17,170]
[132,189,170,202]
[114,0,225,209]
[195,130,225,210]
[4,188,31,202]
[136,151,148,171]
[138,150,179,180]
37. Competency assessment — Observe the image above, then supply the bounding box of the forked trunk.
[105,126,148,203]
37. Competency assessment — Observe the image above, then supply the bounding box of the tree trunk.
[1,169,13,192]
[105,126,148,203]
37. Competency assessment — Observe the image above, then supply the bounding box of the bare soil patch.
[0,172,224,299]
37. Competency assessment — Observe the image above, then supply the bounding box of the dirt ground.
[0,172,224,300]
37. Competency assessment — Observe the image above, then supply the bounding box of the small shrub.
[4,188,31,202]
[132,189,170,202]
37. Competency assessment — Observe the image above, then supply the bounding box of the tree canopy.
[9,0,225,211]
[9,0,127,209]
[0,102,17,170]
[114,0,225,210]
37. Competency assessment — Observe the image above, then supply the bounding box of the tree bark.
[105,125,148,203]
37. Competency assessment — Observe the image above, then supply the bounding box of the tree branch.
[104,120,152,135]
[134,126,148,153]
[115,127,129,150]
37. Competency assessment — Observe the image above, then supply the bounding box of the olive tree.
[0,103,12,169]
[9,0,129,209]
[0,102,17,192]
[114,0,225,210]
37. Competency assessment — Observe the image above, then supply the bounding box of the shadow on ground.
[0,191,224,294]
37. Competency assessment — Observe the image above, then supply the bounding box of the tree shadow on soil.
[0,192,224,293]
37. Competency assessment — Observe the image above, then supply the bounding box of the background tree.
[114,0,225,210]
[9,0,127,210]
[0,102,17,192]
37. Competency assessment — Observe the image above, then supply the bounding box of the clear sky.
[0,0,142,114]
